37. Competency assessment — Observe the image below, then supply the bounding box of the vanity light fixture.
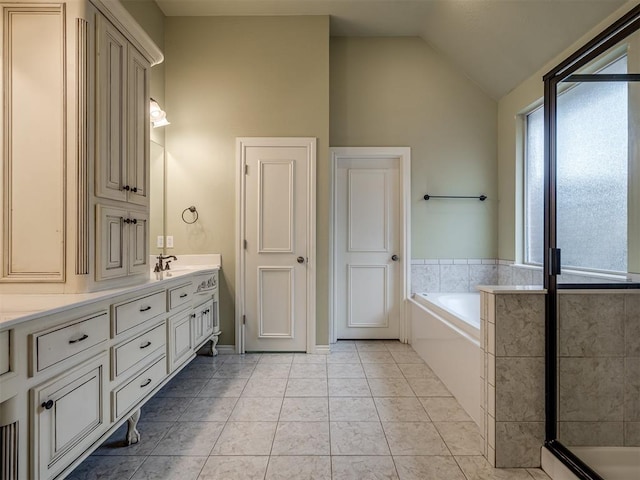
[150,98,170,128]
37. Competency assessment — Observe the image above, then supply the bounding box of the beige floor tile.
[289,363,327,378]
[141,396,191,422]
[211,422,277,455]
[258,353,294,364]
[397,363,437,379]
[363,363,404,378]
[356,342,390,352]
[251,364,291,378]
[197,378,248,397]
[382,422,449,456]
[285,378,328,397]
[329,378,372,397]
[293,353,327,364]
[359,351,396,364]
[330,421,390,455]
[178,396,238,422]
[368,378,415,397]
[271,421,330,455]
[332,455,398,479]
[393,455,466,480]
[327,352,361,364]
[265,456,331,480]
[198,456,268,480]
[331,342,357,352]
[66,456,145,480]
[280,397,329,421]
[389,351,425,364]
[455,456,536,480]
[527,468,552,479]
[242,376,288,397]
[131,456,206,480]
[329,397,379,422]
[407,377,451,397]
[229,396,283,421]
[384,341,415,352]
[221,353,262,364]
[420,396,473,421]
[435,421,483,455]
[327,363,366,378]
[212,363,256,378]
[374,397,430,422]
[151,421,225,456]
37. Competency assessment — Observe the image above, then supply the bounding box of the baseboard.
[216,345,236,354]
[314,345,330,355]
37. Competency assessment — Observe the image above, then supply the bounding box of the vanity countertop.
[0,256,221,328]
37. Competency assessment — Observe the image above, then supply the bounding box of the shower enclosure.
[543,5,640,480]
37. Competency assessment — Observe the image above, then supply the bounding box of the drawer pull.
[140,341,152,349]
[69,334,89,344]
[41,400,54,410]
[179,293,188,299]
[139,306,152,312]
[140,378,152,388]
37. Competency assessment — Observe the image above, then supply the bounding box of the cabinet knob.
[123,185,130,191]
[41,400,54,410]
[131,187,138,193]
[124,218,131,224]
[131,218,138,225]
[191,313,196,318]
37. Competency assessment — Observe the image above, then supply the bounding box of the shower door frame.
[543,5,640,480]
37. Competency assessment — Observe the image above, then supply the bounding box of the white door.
[335,154,403,339]
[239,138,316,352]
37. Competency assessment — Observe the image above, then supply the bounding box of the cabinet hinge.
[242,315,246,325]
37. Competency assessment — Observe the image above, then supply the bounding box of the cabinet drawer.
[169,282,193,311]
[113,322,166,379]
[114,290,165,335]
[113,355,166,419]
[34,311,109,373]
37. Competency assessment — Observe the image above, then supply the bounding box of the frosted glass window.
[525,56,628,273]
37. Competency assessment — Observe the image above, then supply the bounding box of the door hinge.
[549,248,562,276]
[242,315,246,325]
[244,239,247,250]
[244,164,248,175]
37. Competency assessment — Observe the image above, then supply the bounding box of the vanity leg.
[209,334,219,356]
[125,409,141,445]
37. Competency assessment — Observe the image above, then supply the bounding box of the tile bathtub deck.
[69,341,551,480]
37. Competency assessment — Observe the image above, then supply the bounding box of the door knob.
[297,256,305,264]
[391,254,399,261]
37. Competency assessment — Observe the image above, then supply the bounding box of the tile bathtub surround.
[557,292,640,448]
[68,341,551,480]
[480,289,546,469]
[411,258,498,293]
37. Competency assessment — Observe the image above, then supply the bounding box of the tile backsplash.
[411,258,628,293]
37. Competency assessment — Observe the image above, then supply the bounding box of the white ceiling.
[155,0,626,99]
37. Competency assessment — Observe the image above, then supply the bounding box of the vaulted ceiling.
[155,0,626,99]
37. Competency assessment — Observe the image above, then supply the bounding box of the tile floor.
[68,341,551,480]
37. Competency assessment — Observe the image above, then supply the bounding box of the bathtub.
[409,292,482,427]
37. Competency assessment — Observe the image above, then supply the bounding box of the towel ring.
[181,206,199,224]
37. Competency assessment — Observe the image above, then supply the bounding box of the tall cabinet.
[0,0,163,294]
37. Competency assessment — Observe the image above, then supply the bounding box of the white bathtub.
[409,292,482,427]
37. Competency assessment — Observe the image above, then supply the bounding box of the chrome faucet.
[154,255,177,272]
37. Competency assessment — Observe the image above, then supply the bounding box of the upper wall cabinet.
[96,15,150,207]
[0,0,163,293]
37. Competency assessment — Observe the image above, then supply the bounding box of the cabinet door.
[96,205,127,281]
[126,46,150,207]
[168,311,193,372]
[96,15,128,202]
[128,210,149,275]
[31,353,108,480]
